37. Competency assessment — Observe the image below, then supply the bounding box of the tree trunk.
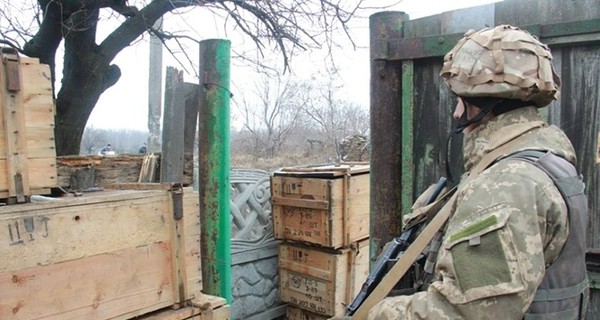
[54,7,120,156]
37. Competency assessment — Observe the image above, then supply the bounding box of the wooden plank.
[0,190,172,271]
[170,188,187,306]
[22,94,54,127]
[440,4,495,34]
[332,173,370,248]
[161,67,185,183]
[0,242,175,320]
[85,185,201,299]
[275,163,370,178]
[0,128,56,157]
[0,96,54,139]
[559,45,600,259]
[56,154,195,189]
[20,57,52,96]
[0,157,56,190]
[413,59,457,197]
[182,189,202,296]
[104,182,174,190]
[139,153,159,183]
[191,295,228,311]
[271,196,330,210]
[1,189,161,214]
[0,126,55,159]
[495,0,600,27]
[0,157,55,197]
[286,305,329,320]
[182,83,200,154]
[137,295,229,320]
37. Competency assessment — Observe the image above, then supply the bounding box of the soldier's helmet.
[440,24,560,107]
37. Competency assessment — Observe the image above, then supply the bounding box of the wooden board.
[279,239,370,317]
[0,55,57,198]
[272,164,370,249]
[1,242,174,320]
[286,305,329,320]
[0,157,57,198]
[0,187,202,320]
[56,154,195,190]
[138,295,229,320]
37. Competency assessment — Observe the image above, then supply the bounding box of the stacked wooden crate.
[0,50,230,320]
[0,50,57,201]
[271,163,370,319]
[0,184,229,320]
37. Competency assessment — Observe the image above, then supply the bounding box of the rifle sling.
[351,130,539,319]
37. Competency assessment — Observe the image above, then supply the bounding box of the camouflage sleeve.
[368,161,568,320]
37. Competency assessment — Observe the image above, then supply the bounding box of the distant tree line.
[81,73,370,169]
[230,72,370,169]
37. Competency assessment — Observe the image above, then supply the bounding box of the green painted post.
[198,39,232,303]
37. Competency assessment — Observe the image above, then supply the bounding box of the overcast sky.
[86,0,502,131]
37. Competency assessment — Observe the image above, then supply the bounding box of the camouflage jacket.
[369,106,577,320]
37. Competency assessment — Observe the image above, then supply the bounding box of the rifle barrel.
[343,176,447,316]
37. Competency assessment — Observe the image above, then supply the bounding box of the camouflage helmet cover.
[440,25,560,107]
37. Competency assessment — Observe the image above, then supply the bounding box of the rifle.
[344,176,448,316]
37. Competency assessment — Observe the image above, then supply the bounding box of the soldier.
[355,25,589,319]
[138,142,147,154]
[100,143,113,155]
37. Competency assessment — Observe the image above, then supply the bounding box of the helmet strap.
[446,98,502,184]
[453,98,502,134]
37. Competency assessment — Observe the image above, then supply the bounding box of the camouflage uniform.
[355,25,588,320]
[368,106,576,320]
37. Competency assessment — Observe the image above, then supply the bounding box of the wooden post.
[161,67,185,183]
[182,83,200,155]
[369,11,409,265]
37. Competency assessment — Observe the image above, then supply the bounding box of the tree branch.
[99,0,195,61]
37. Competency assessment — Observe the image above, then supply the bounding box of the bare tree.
[236,73,310,159]
[80,126,108,155]
[0,0,391,156]
[303,71,369,161]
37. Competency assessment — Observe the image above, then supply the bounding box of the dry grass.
[231,153,334,171]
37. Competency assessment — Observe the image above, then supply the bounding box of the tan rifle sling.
[350,132,537,319]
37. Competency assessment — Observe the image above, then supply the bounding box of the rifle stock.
[344,176,447,317]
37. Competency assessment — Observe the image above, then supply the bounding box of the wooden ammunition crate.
[0,185,203,320]
[279,239,370,317]
[0,52,57,200]
[286,305,330,320]
[271,163,369,249]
